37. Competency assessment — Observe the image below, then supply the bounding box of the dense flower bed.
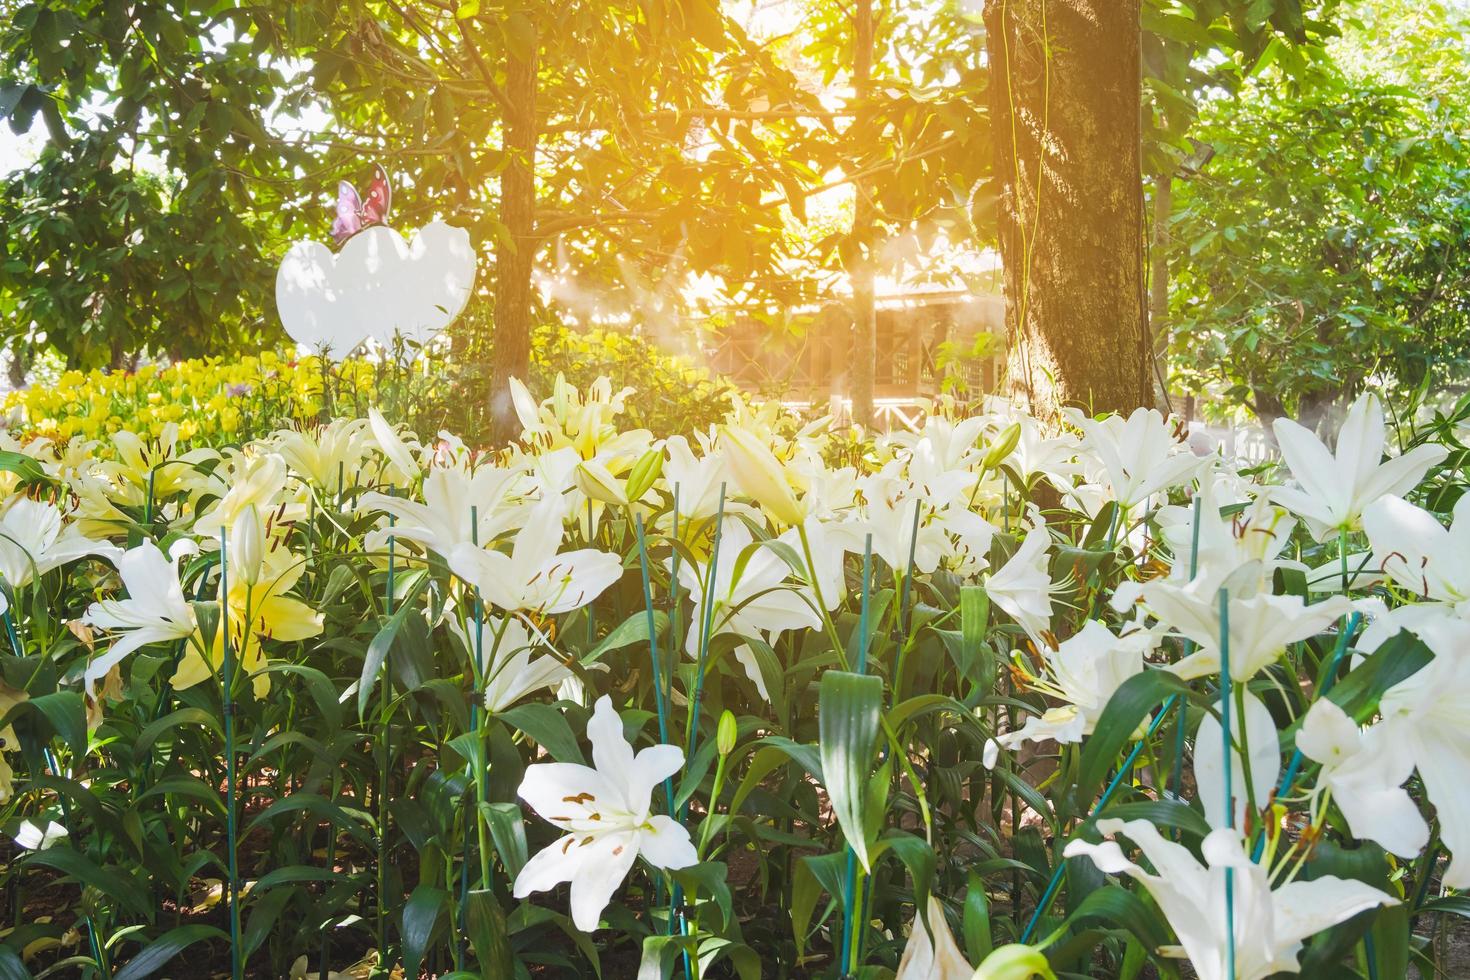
[1,326,728,448]
[0,377,1462,978]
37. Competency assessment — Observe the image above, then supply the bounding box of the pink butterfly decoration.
[331,164,393,245]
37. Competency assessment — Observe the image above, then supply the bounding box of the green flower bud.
[982,422,1022,471]
[623,447,665,504]
[717,710,738,756]
[971,943,1057,980]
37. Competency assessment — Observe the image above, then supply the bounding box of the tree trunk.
[1149,168,1172,406]
[848,0,876,428]
[488,21,540,445]
[984,0,1151,421]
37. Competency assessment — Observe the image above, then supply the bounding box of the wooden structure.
[707,289,1004,408]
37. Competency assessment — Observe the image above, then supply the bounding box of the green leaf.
[963,869,993,964]
[25,849,152,920]
[254,865,352,890]
[359,600,416,718]
[818,670,883,870]
[789,858,822,959]
[671,862,732,929]
[753,735,822,782]
[0,946,31,980]
[1077,670,1192,805]
[465,888,513,977]
[241,886,294,959]
[497,702,585,763]
[873,831,934,913]
[26,691,87,759]
[483,802,528,879]
[259,664,342,731]
[401,885,448,978]
[133,707,222,764]
[1094,800,1210,840]
[581,609,668,663]
[136,774,225,816]
[113,925,228,980]
[0,451,49,487]
[1062,883,1171,952]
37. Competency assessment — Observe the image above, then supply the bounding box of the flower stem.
[219,528,243,980]
[1219,588,1237,980]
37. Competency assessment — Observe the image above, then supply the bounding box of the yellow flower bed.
[3,328,725,448]
[4,351,373,446]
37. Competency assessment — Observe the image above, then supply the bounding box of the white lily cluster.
[7,368,1466,978]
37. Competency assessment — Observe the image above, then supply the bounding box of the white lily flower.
[270,417,374,491]
[1064,819,1397,980]
[1296,699,1427,859]
[1364,493,1470,611]
[449,498,622,615]
[81,541,198,695]
[777,516,854,612]
[1155,479,1296,585]
[193,451,292,538]
[1008,415,1082,490]
[368,407,423,485]
[452,613,576,714]
[359,462,527,557]
[998,620,1151,750]
[513,695,696,931]
[1067,407,1201,510]
[13,819,67,851]
[1271,392,1447,541]
[1375,618,1470,886]
[895,896,974,979]
[900,440,982,510]
[662,435,727,522]
[886,414,988,475]
[1131,565,1353,683]
[855,474,948,575]
[679,518,822,701]
[0,497,115,590]
[984,519,1055,646]
[1192,691,1280,829]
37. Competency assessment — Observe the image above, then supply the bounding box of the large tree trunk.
[488,22,539,445]
[848,0,876,428]
[1149,168,1172,404]
[984,0,1151,420]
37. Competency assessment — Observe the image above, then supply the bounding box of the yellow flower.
[173,507,322,697]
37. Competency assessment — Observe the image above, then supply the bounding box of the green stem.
[219,529,243,980]
[795,521,849,672]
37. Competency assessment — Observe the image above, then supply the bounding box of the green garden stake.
[634,512,676,921]
[839,533,874,975]
[892,499,924,705]
[673,484,725,977]
[219,528,243,980]
[456,504,492,967]
[1219,588,1236,980]
[681,484,726,779]
[1020,691,1183,943]
[1170,495,1203,808]
[634,513,675,808]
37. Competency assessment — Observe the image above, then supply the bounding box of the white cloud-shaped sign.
[275,221,476,359]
